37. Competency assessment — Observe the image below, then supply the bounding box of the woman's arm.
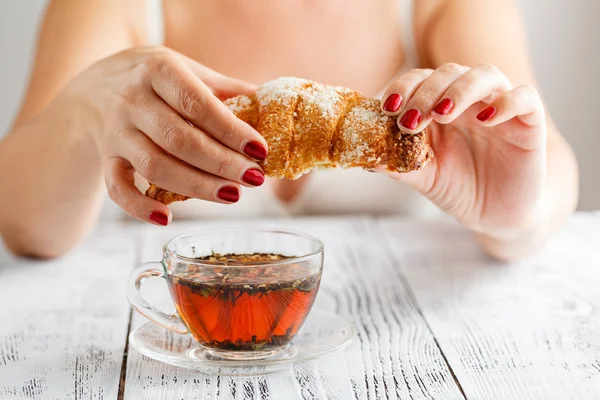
[0,0,145,258]
[415,0,578,259]
[0,0,267,259]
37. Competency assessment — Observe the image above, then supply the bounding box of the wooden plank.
[379,213,600,400]
[0,223,137,399]
[123,217,465,399]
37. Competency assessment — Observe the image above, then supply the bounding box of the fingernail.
[217,186,240,203]
[242,168,265,186]
[383,93,403,112]
[477,106,496,122]
[400,109,422,130]
[433,98,453,115]
[244,141,268,161]
[149,211,168,226]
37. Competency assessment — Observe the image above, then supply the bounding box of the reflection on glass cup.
[127,228,324,360]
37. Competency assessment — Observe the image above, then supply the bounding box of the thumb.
[175,53,257,100]
[375,163,436,196]
[209,75,257,101]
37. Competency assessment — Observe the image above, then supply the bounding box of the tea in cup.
[127,228,324,360]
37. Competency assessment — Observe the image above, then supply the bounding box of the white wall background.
[0,0,598,210]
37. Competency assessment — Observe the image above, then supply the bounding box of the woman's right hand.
[65,47,268,226]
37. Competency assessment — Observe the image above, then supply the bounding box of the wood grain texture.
[379,213,600,400]
[4,214,599,399]
[123,217,464,399]
[0,223,137,399]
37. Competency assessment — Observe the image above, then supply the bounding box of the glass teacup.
[126,228,324,360]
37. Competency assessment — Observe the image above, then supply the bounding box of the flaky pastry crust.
[146,77,433,205]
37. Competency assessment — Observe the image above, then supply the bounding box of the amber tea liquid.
[167,253,321,351]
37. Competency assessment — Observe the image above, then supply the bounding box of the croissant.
[146,77,433,204]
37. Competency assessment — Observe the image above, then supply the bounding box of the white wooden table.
[1,213,599,399]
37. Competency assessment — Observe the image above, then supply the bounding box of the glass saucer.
[129,309,357,376]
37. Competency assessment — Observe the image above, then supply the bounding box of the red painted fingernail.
[477,106,496,122]
[217,186,240,203]
[400,109,422,130]
[242,168,265,186]
[244,141,268,161]
[383,93,403,112]
[433,98,453,115]
[149,211,168,226]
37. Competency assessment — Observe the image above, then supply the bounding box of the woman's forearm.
[477,126,579,261]
[0,95,106,258]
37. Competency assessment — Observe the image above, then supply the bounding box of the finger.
[476,84,545,127]
[474,85,546,150]
[105,157,172,226]
[380,69,434,116]
[149,57,268,160]
[174,53,257,100]
[120,128,242,204]
[431,63,513,125]
[396,63,470,133]
[130,94,265,187]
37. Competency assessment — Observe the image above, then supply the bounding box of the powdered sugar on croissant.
[146,77,432,204]
[224,77,432,179]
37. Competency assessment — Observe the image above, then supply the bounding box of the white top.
[104,0,440,221]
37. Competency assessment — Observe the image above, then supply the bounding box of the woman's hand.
[65,47,268,225]
[380,63,547,242]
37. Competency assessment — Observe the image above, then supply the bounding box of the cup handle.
[126,262,188,334]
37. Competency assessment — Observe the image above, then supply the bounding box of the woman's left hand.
[380,63,547,240]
